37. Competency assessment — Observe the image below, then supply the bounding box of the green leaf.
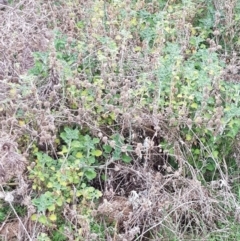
[84,168,97,180]
[83,135,96,149]
[113,148,121,160]
[103,144,112,153]
[76,152,83,158]
[47,182,53,188]
[213,150,218,159]
[206,158,216,171]
[186,134,192,141]
[206,163,215,171]
[71,140,83,148]
[94,190,103,199]
[32,192,55,212]
[60,127,79,143]
[92,150,102,157]
[109,112,116,120]
[126,144,133,151]
[49,213,57,222]
[122,153,132,163]
[31,214,38,221]
[76,21,84,28]
[112,133,124,146]
[191,103,198,109]
[194,149,200,155]
[92,138,100,144]
[87,156,96,164]
[39,215,48,224]
[61,145,68,154]
[56,198,63,207]
[101,174,107,181]
[48,204,55,212]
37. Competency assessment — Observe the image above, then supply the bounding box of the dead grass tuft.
[97,161,233,240]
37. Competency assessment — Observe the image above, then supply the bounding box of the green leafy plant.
[0,203,9,223]
[37,233,51,241]
[2,0,240,240]
[29,127,102,225]
[29,52,49,78]
[0,202,27,223]
[103,133,133,163]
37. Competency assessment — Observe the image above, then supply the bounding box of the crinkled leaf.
[31,214,38,221]
[60,127,79,143]
[122,153,132,163]
[56,198,63,207]
[186,134,192,141]
[49,213,57,222]
[191,103,198,109]
[76,152,83,158]
[84,168,97,180]
[206,163,215,171]
[113,148,121,160]
[87,156,96,164]
[39,215,48,224]
[103,144,112,153]
[112,133,125,146]
[92,138,100,144]
[71,140,84,148]
[48,204,55,212]
[92,149,102,157]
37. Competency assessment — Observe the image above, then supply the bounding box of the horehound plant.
[0,0,240,240]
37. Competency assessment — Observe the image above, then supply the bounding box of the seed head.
[135,116,142,125]
[123,113,130,120]
[63,109,69,115]
[44,101,50,108]
[109,105,115,111]
[114,108,121,115]
[213,30,220,36]
[109,140,115,148]
[45,133,51,140]
[53,84,62,91]
[207,120,214,128]
[135,143,142,158]
[1,120,6,125]
[166,166,172,173]
[85,82,92,88]
[154,126,160,131]
[49,125,55,131]
[68,116,73,122]
[216,106,224,116]
[32,130,38,137]
[102,136,108,143]
[215,118,221,125]
[124,79,130,84]
[169,117,176,126]
[187,118,192,127]
[21,104,28,111]
[195,117,202,125]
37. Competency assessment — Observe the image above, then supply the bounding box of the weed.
[29,127,103,225]
[1,0,240,240]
